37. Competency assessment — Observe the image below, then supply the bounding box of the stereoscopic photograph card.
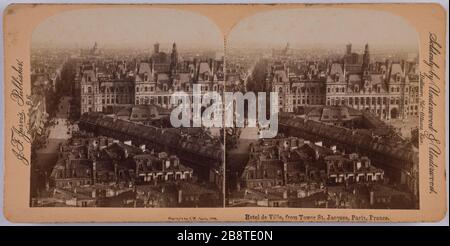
[3,3,447,222]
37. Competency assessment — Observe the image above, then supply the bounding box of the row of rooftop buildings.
[232,136,414,209]
[78,112,224,188]
[242,137,384,188]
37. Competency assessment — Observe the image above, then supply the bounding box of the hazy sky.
[228,8,419,51]
[32,8,223,50]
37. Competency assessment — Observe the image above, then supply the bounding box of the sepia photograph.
[225,9,420,209]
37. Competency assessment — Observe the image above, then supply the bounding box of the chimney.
[173,158,179,167]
